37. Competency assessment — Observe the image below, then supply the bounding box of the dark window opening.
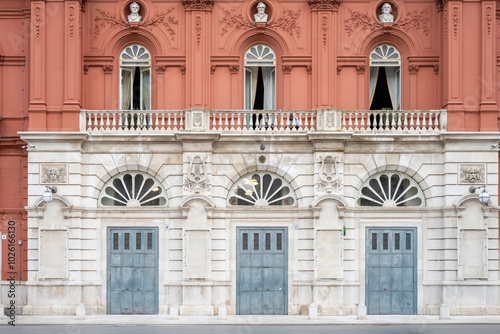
[124,233,130,250]
[253,67,264,110]
[136,233,142,250]
[242,233,248,250]
[372,233,377,250]
[147,233,153,250]
[254,233,259,250]
[132,67,141,110]
[113,233,119,250]
[277,233,282,250]
[370,67,394,110]
[265,233,271,250]
[383,233,388,250]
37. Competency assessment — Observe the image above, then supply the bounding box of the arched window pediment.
[370,44,401,67]
[99,172,167,207]
[228,172,296,207]
[357,172,424,207]
[245,44,276,67]
[120,44,151,67]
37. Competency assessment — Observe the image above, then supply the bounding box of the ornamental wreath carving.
[316,155,341,193]
[459,164,485,184]
[184,155,211,193]
[41,165,68,184]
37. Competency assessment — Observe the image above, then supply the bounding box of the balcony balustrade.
[82,109,446,134]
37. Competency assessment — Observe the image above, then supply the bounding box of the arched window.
[228,172,295,206]
[357,172,424,207]
[120,44,151,110]
[99,172,167,207]
[244,44,276,110]
[369,44,401,110]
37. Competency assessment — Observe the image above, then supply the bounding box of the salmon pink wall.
[0,0,30,281]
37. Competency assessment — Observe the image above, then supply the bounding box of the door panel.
[107,228,159,314]
[237,227,288,315]
[366,227,417,315]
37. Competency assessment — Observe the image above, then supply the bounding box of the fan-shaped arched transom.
[370,44,401,67]
[99,172,167,207]
[245,44,276,67]
[120,44,151,67]
[357,172,424,207]
[228,172,296,206]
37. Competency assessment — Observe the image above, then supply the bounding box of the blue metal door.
[237,227,288,315]
[107,227,158,314]
[366,227,417,314]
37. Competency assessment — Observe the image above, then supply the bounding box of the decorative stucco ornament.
[379,3,394,23]
[459,164,485,184]
[184,155,211,193]
[316,156,341,193]
[41,165,68,184]
[127,2,142,23]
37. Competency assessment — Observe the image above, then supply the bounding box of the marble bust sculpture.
[128,2,142,23]
[379,3,394,23]
[254,2,268,23]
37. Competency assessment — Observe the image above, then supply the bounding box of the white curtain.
[141,68,150,110]
[245,68,252,110]
[385,67,400,110]
[262,67,275,110]
[369,67,379,108]
[251,67,259,109]
[121,68,134,110]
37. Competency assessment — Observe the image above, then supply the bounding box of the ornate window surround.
[119,44,152,110]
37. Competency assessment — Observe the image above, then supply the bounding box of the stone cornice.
[182,0,214,11]
[309,0,342,11]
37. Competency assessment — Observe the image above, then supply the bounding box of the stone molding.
[182,0,214,11]
[309,0,342,11]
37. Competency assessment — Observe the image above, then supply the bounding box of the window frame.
[119,44,152,111]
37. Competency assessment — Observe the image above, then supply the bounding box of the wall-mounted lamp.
[469,185,490,205]
[42,186,57,203]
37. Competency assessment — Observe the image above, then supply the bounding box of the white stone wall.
[18,131,500,315]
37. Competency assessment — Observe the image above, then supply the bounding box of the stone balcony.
[81,108,447,135]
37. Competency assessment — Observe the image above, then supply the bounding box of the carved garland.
[486,6,492,36]
[69,6,76,38]
[452,6,459,37]
[220,8,302,38]
[196,16,202,45]
[93,8,178,40]
[35,7,42,39]
[322,16,328,46]
[344,8,429,36]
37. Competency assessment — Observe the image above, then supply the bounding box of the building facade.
[1,0,500,317]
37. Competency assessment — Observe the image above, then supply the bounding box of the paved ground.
[3,314,500,326]
[2,324,500,334]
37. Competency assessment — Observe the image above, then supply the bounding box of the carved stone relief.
[184,155,211,193]
[220,6,301,37]
[93,7,178,40]
[459,164,485,184]
[41,165,68,184]
[316,155,342,193]
[309,0,342,11]
[344,7,429,36]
